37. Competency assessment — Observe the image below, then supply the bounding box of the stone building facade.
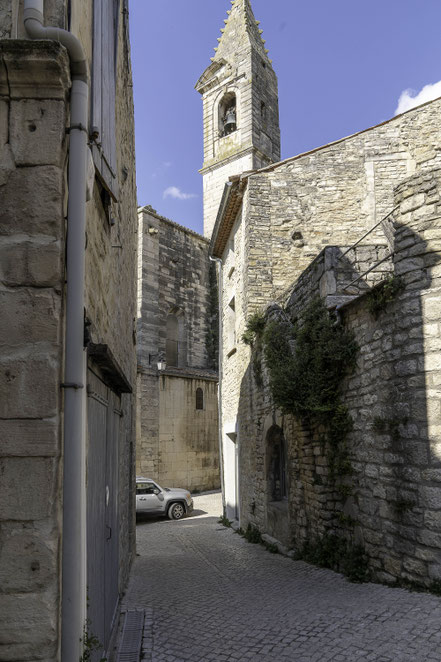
[207,0,441,587]
[0,2,137,661]
[137,206,220,492]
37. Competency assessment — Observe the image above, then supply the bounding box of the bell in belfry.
[223,106,237,135]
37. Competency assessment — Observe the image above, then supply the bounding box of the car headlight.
[186,492,191,500]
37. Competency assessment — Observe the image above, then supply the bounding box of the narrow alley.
[119,493,441,662]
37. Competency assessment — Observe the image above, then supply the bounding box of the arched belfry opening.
[266,425,287,502]
[218,92,237,137]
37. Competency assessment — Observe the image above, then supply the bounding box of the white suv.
[136,477,194,520]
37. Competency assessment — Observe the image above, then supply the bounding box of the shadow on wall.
[235,171,441,585]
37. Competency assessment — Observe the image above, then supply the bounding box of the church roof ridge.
[211,0,272,65]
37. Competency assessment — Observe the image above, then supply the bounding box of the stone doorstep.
[229,519,296,558]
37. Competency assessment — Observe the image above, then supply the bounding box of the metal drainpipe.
[209,255,226,516]
[23,3,89,661]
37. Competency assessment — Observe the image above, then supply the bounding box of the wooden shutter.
[92,0,119,200]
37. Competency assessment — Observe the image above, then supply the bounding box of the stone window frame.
[195,388,204,411]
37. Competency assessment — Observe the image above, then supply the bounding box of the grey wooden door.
[86,368,120,659]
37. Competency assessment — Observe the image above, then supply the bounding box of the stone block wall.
[245,98,441,311]
[137,208,220,491]
[237,168,441,586]
[0,2,138,657]
[158,376,219,491]
[0,40,70,661]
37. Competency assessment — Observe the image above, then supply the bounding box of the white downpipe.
[209,256,226,516]
[24,3,89,661]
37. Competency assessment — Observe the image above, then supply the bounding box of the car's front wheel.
[168,502,185,520]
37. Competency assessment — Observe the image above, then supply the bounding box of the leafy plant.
[80,621,107,662]
[244,523,262,544]
[242,311,266,345]
[367,276,404,319]
[295,533,369,583]
[263,299,358,423]
[218,515,232,527]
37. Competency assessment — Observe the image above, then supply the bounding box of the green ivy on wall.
[243,298,358,486]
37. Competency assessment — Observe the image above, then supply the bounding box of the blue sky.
[129,0,441,235]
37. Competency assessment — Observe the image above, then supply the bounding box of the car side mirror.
[153,488,160,495]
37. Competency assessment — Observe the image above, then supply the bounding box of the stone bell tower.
[195,0,281,238]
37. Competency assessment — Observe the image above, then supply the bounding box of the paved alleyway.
[122,492,441,662]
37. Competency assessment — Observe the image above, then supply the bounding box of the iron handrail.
[338,205,399,260]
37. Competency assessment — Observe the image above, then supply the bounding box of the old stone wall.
[158,376,219,491]
[245,98,441,311]
[0,1,137,657]
[0,40,70,661]
[237,168,441,586]
[137,208,220,491]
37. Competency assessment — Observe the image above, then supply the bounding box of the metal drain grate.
[117,609,145,662]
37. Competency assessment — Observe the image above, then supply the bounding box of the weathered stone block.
[420,486,441,510]
[0,289,61,347]
[0,592,57,659]
[0,353,60,418]
[0,165,64,238]
[0,419,59,457]
[0,40,70,100]
[0,238,63,287]
[10,99,67,167]
[0,457,57,520]
[0,528,57,592]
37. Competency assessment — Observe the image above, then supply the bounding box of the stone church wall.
[238,168,441,587]
[244,98,441,315]
[137,208,220,491]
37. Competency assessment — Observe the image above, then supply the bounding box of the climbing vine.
[243,298,358,489]
[367,275,404,319]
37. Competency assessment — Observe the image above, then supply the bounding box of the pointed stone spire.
[213,0,271,64]
[196,0,280,238]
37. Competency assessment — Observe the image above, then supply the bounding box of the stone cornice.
[0,40,71,100]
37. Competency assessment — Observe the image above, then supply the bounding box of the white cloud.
[163,186,197,201]
[395,80,441,115]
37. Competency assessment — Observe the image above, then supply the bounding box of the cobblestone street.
[122,492,441,662]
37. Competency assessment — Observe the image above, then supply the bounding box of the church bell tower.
[195,0,281,238]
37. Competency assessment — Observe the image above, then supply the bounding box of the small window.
[196,388,204,410]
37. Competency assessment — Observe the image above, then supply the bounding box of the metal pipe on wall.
[23,3,89,660]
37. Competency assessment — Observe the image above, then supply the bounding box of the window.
[91,0,119,200]
[136,482,158,495]
[196,388,204,410]
[218,92,237,137]
[266,425,287,501]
